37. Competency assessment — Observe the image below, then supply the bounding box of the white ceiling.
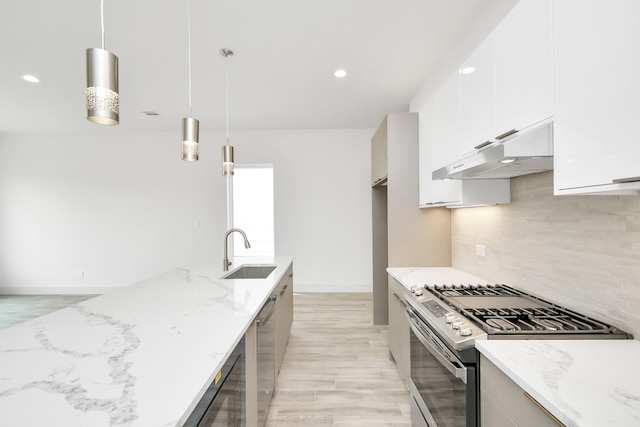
[1,0,513,133]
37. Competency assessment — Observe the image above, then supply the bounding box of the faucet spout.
[223,228,251,271]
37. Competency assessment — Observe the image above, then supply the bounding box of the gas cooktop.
[423,284,631,338]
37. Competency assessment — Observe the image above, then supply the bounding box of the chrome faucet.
[223,228,251,271]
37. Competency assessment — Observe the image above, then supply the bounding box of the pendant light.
[86,0,119,125]
[221,48,235,176]
[181,0,199,162]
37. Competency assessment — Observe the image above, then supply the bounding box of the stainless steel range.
[404,283,632,427]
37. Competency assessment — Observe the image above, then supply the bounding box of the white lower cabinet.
[553,0,640,195]
[388,278,410,384]
[480,354,564,427]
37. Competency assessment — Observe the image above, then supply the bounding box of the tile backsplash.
[452,171,640,338]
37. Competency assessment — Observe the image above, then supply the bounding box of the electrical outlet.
[476,245,486,257]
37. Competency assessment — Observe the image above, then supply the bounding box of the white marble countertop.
[387,266,489,291]
[0,256,293,427]
[476,339,640,427]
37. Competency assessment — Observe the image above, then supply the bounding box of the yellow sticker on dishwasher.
[214,370,222,385]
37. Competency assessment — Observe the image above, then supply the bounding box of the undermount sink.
[221,265,277,279]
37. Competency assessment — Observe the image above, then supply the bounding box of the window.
[232,165,275,257]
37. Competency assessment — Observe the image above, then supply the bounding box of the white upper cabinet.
[554,0,640,195]
[419,76,510,208]
[433,72,460,167]
[495,0,553,135]
[459,34,496,153]
[419,81,464,206]
[421,0,554,170]
[419,0,554,208]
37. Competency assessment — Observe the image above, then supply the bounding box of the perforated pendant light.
[181,0,199,162]
[86,0,119,125]
[221,48,234,175]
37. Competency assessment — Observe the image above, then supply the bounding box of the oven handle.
[406,309,468,384]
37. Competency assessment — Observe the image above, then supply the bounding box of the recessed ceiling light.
[21,74,41,83]
[460,67,475,75]
[500,158,517,164]
[142,111,160,116]
[334,69,347,78]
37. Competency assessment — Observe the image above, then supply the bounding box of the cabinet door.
[458,34,495,154]
[418,94,510,208]
[387,279,410,383]
[495,0,553,135]
[481,390,518,427]
[554,0,640,194]
[371,117,388,186]
[275,267,293,374]
[419,90,464,206]
[481,355,564,427]
[434,71,461,167]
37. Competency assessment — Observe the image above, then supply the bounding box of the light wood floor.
[267,292,411,426]
[0,292,411,426]
[0,294,96,330]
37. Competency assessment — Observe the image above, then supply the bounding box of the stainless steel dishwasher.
[256,295,277,427]
[184,337,245,427]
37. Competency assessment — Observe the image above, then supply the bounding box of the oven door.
[406,309,476,427]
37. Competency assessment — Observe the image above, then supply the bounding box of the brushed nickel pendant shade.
[182,117,200,162]
[86,0,119,125]
[222,144,234,175]
[181,0,199,162]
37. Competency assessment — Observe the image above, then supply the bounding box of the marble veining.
[528,342,579,422]
[476,340,640,427]
[0,304,141,425]
[0,256,293,427]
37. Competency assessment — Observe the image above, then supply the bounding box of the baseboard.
[293,284,372,293]
[0,286,122,295]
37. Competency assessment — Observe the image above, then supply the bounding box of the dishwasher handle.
[256,295,277,326]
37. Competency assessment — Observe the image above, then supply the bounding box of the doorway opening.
[232,165,275,257]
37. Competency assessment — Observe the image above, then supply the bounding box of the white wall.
[231,129,373,292]
[0,128,372,293]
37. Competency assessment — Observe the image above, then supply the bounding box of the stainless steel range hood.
[432,121,553,180]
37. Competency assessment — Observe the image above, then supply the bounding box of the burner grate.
[430,284,526,297]
[460,306,612,334]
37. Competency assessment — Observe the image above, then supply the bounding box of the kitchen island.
[476,339,640,427]
[0,256,293,427]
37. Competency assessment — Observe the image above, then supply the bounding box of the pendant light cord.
[225,57,230,145]
[100,0,105,49]
[187,0,193,117]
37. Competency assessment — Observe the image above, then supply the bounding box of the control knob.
[459,325,472,336]
[451,320,463,330]
[444,313,457,324]
[412,286,424,296]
